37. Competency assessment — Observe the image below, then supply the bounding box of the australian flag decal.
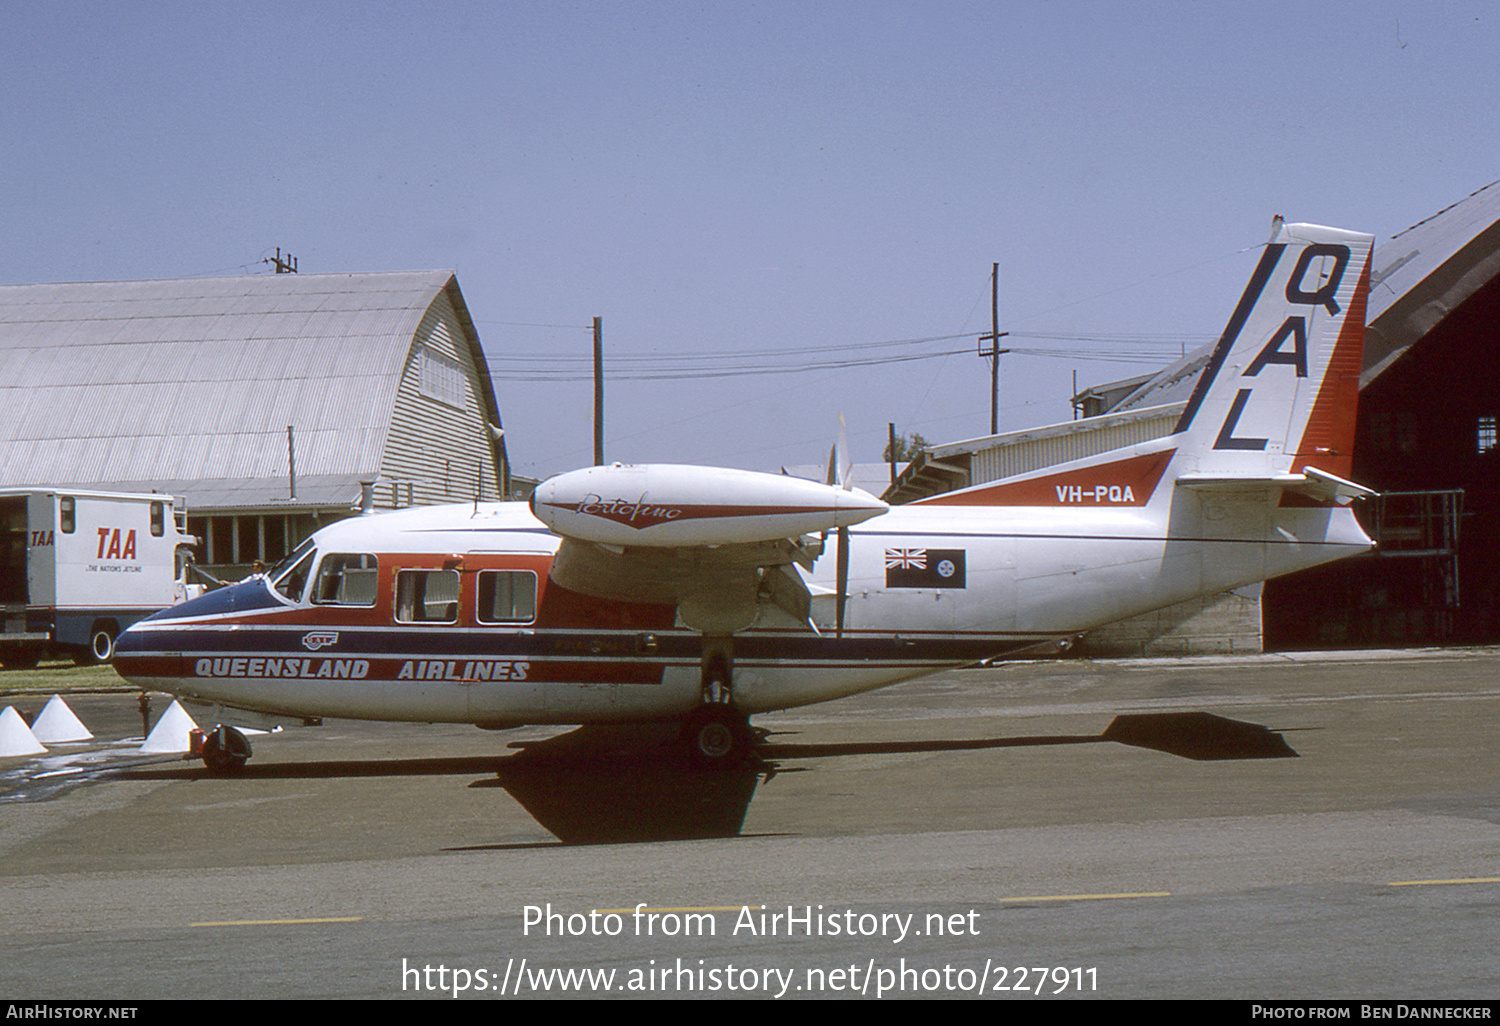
[884,548,966,589]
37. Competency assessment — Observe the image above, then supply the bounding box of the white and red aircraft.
[114,220,1376,771]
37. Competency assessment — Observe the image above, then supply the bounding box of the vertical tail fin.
[911,220,1374,510]
[1172,221,1374,481]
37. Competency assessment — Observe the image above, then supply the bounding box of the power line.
[480,309,1210,383]
[475,319,595,329]
[489,340,1192,382]
[488,329,1201,363]
[489,332,976,364]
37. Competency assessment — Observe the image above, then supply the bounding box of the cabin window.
[151,502,165,537]
[396,569,460,623]
[313,554,379,606]
[273,547,316,602]
[476,570,537,624]
[60,497,76,534]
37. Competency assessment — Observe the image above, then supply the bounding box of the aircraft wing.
[547,534,819,632]
[530,463,888,634]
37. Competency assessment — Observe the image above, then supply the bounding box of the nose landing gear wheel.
[201,724,253,774]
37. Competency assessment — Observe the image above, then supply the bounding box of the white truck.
[0,489,200,669]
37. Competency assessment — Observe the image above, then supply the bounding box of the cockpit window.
[313,553,379,606]
[267,537,316,581]
[273,547,316,602]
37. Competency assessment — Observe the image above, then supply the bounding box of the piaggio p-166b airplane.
[114,220,1376,771]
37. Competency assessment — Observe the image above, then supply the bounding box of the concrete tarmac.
[1,648,1498,1000]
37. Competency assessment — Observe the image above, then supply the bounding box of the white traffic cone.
[140,700,199,754]
[31,695,93,744]
[0,705,47,757]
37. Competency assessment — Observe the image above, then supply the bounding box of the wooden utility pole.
[592,316,604,465]
[978,262,1010,436]
[287,425,297,500]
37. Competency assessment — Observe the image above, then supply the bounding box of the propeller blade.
[825,414,853,489]
[835,525,849,638]
[836,413,852,490]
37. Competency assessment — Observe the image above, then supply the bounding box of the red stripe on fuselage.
[911,449,1175,508]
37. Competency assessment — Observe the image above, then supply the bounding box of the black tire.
[202,724,253,774]
[90,627,116,663]
[681,704,751,768]
[1,649,39,671]
[72,623,119,666]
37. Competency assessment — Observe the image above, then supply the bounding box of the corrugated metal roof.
[880,402,1185,504]
[0,270,484,510]
[1362,179,1500,384]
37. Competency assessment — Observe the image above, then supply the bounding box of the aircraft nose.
[113,621,142,656]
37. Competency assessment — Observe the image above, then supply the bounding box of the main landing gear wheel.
[201,724,253,774]
[682,703,752,769]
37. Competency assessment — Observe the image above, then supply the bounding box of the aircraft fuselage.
[113,485,1368,726]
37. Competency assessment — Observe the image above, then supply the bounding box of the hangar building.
[887,181,1500,653]
[0,271,508,575]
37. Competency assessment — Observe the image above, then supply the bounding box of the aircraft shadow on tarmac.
[123,711,1294,845]
[477,711,1297,844]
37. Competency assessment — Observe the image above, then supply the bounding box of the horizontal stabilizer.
[1293,466,1378,503]
[1177,465,1376,504]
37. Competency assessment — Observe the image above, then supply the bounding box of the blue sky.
[5,1,1497,479]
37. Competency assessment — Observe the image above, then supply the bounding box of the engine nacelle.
[531,463,887,547]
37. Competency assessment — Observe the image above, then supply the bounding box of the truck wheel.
[72,626,118,666]
[90,627,117,663]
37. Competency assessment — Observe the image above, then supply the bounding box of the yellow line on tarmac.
[999,891,1171,903]
[190,916,365,927]
[1387,876,1500,887]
